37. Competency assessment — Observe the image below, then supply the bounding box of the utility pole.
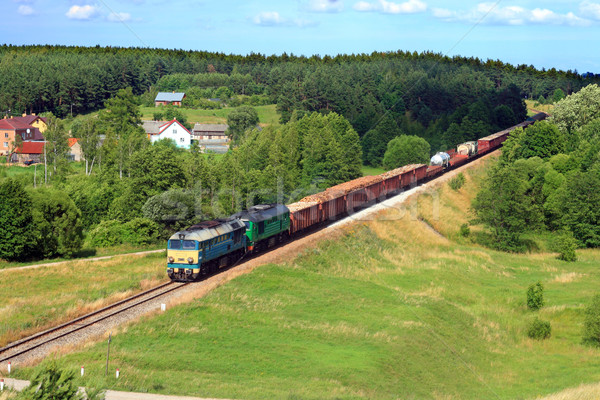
[105,332,112,376]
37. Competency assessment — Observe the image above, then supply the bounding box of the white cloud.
[353,0,426,14]
[253,11,317,27]
[253,11,285,26]
[308,0,344,13]
[17,5,34,15]
[66,5,100,20]
[107,12,132,22]
[432,3,591,26]
[580,1,600,20]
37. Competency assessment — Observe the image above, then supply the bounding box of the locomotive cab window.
[168,240,181,249]
[182,240,196,250]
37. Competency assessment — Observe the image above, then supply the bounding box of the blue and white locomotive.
[166,218,247,281]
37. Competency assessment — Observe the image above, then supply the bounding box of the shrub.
[552,230,578,262]
[448,173,466,191]
[459,223,470,237]
[527,317,551,340]
[582,294,600,347]
[86,218,161,248]
[527,281,545,310]
[122,218,161,245]
[86,220,125,247]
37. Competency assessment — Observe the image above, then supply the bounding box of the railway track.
[0,281,189,364]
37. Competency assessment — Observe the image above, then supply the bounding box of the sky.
[3,0,600,73]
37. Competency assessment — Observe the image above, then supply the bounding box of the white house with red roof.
[149,119,192,149]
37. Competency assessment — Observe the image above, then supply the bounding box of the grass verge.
[0,251,166,347]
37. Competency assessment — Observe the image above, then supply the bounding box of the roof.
[231,204,290,223]
[68,138,78,147]
[192,124,228,134]
[0,119,30,130]
[15,141,45,154]
[169,219,245,242]
[158,119,191,135]
[11,115,47,126]
[155,92,186,102]
[142,120,167,135]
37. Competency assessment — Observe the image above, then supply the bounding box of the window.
[3,142,8,148]
[4,133,7,138]
[258,221,265,235]
[168,240,181,249]
[173,128,177,134]
[182,240,196,250]
[180,137,185,142]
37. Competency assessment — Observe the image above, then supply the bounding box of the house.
[10,141,45,163]
[142,120,167,138]
[155,92,186,107]
[149,119,192,149]
[0,120,17,156]
[192,123,230,154]
[192,124,229,141]
[10,114,48,133]
[0,120,42,156]
[68,138,83,161]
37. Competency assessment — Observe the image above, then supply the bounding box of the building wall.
[150,122,191,149]
[31,119,47,133]
[0,129,15,156]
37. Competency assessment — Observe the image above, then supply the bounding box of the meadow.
[0,252,166,347]
[139,104,280,126]
[10,155,600,399]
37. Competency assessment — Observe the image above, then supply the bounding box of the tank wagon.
[167,113,548,281]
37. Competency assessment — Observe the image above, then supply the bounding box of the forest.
[1,45,599,262]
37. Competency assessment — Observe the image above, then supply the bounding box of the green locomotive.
[232,204,290,252]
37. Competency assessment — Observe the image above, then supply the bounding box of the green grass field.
[9,156,600,399]
[140,104,280,126]
[0,252,166,347]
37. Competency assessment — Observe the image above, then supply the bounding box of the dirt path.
[0,250,165,273]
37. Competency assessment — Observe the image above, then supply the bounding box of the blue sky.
[3,0,600,73]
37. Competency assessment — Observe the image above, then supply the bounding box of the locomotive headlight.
[168,256,174,263]
[187,257,194,264]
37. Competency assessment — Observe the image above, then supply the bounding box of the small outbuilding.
[155,92,186,107]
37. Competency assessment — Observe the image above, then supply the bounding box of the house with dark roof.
[155,92,186,107]
[10,114,48,133]
[192,123,230,153]
[0,118,44,156]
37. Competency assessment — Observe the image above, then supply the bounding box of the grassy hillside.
[0,252,165,347]
[12,155,600,399]
[139,104,280,126]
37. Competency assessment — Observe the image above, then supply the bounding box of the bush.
[448,173,466,191]
[527,282,545,310]
[527,317,551,340]
[86,218,161,248]
[459,223,470,237]
[582,294,600,347]
[552,230,578,262]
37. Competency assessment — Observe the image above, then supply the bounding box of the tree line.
[472,84,600,256]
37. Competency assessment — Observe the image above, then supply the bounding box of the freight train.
[167,112,548,281]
